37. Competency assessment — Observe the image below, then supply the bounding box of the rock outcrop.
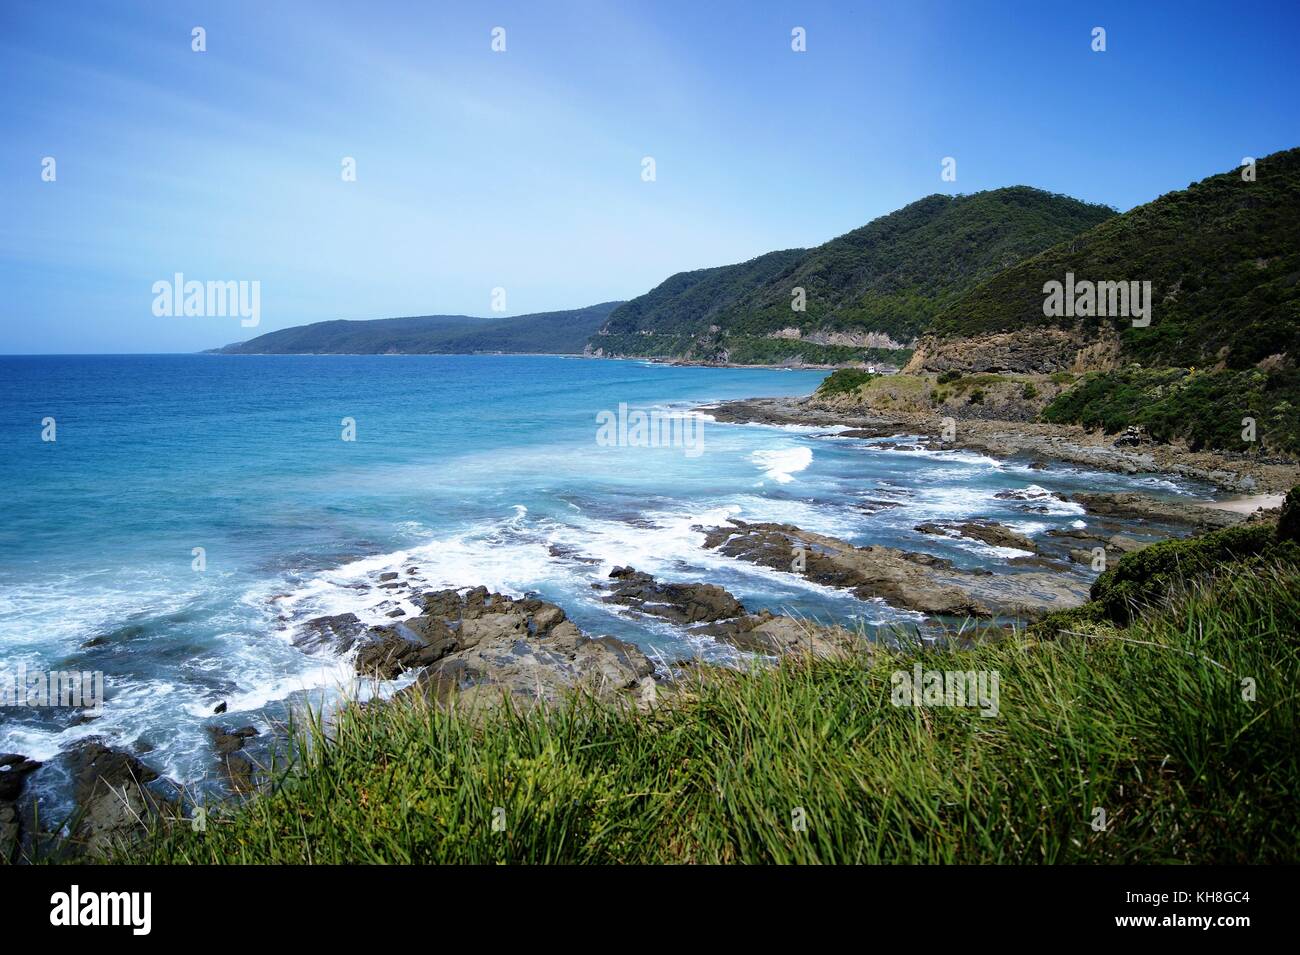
[695,612,863,659]
[915,520,1038,553]
[703,519,1088,618]
[597,567,867,659]
[599,566,745,623]
[1067,492,1244,530]
[904,325,1121,375]
[67,740,164,856]
[1279,487,1300,542]
[409,589,655,713]
[0,753,41,862]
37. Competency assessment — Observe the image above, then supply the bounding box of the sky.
[1,0,1297,354]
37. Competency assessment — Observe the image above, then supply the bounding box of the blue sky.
[2,0,1296,353]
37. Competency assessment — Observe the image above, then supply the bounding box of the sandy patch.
[1202,494,1285,514]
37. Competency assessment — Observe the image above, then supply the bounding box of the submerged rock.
[854,499,903,515]
[208,725,258,757]
[0,753,41,802]
[208,726,260,795]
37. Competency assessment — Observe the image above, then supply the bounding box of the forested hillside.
[211,302,622,355]
[923,148,1300,455]
[590,187,1116,364]
[929,148,1300,369]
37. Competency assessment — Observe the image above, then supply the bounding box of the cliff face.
[903,325,1122,375]
[772,327,912,350]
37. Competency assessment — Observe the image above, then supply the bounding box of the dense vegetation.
[213,302,622,355]
[815,368,878,396]
[595,249,805,342]
[89,504,1300,864]
[1042,365,1300,455]
[718,337,910,367]
[930,148,1300,370]
[594,188,1115,361]
[594,332,911,368]
[917,148,1300,456]
[1036,507,1298,634]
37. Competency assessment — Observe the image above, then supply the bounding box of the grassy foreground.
[119,555,1300,864]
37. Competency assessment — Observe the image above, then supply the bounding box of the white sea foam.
[1134,475,1194,493]
[773,423,855,435]
[993,484,1087,516]
[2,425,1200,800]
[751,446,813,484]
[1004,521,1050,537]
[724,494,860,538]
[860,440,1005,469]
[699,413,854,437]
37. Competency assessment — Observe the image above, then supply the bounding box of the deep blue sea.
[0,354,1214,805]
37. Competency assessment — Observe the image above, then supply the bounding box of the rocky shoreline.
[1,567,879,859]
[8,385,1291,862]
[700,395,1300,495]
[10,474,1257,861]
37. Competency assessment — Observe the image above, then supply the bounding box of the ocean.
[0,354,1211,808]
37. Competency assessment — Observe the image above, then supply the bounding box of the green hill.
[589,187,1116,364]
[210,302,622,355]
[929,148,1300,368]
[923,148,1300,455]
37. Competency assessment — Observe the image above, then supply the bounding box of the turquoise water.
[0,354,1211,803]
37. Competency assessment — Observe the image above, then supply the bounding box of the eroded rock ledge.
[597,566,865,659]
[409,591,656,713]
[1064,492,1243,530]
[702,519,1089,619]
[915,520,1038,553]
[702,395,1300,494]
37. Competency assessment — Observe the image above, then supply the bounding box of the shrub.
[816,368,877,397]
[1042,366,1300,455]
[1279,486,1300,543]
[1090,522,1285,623]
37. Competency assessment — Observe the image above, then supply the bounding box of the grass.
[108,555,1300,864]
